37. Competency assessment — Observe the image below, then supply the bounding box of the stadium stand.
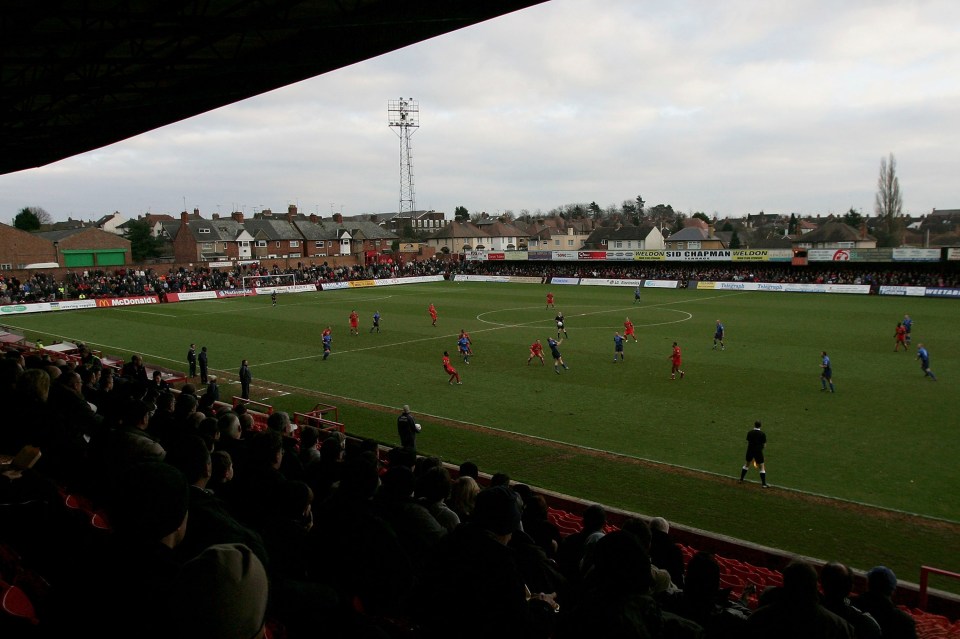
[1,338,958,638]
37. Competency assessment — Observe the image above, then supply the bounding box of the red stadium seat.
[0,580,38,625]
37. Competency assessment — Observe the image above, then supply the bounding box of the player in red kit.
[429,303,438,327]
[669,342,685,380]
[894,322,907,352]
[527,339,545,365]
[349,310,359,335]
[546,292,555,310]
[624,317,637,342]
[442,351,461,384]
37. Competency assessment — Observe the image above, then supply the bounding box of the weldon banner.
[464,249,794,262]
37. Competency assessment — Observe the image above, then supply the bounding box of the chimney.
[309,214,318,224]
[860,221,866,239]
[231,212,244,223]
[288,204,298,216]
[212,213,219,220]
[333,213,343,223]
[708,224,715,237]
[180,211,188,224]
[194,208,200,217]
[286,212,296,223]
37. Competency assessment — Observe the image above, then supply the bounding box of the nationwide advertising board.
[698,281,870,294]
[643,279,680,289]
[1,300,98,315]
[891,248,941,262]
[878,286,927,296]
[579,278,643,287]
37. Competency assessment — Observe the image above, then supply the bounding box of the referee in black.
[739,420,768,488]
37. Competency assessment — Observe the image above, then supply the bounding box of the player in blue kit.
[458,335,471,364]
[820,351,835,392]
[613,332,625,362]
[916,343,937,381]
[548,337,568,374]
[322,329,332,360]
[903,314,913,346]
[713,320,725,350]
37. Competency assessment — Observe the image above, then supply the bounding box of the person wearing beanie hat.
[172,543,269,639]
[853,565,917,639]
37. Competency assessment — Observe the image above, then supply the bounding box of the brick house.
[35,227,131,266]
[425,221,491,254]
[792,221,877,250]
[245,214,306,260]
[0,222,58,269]
[172,211,252,263]
[583,223,665,251]
[664,226,725,251]
[293,214,398,260]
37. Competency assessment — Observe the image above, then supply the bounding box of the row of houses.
[5,204,957,270]
[421,216,882,254]
[161,209,401,263]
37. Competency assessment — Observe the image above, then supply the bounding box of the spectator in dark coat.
[852,566,917,639]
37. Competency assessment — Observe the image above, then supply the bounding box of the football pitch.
[6,281,960,579]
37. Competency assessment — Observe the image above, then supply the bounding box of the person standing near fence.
[187,343,197,378]
[199,346,209,384]
[397,404,419,451]
[739,420,768,488]
[239,359,252,400]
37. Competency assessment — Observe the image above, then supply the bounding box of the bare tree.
[29,206,53,225]
[874,153,903,247]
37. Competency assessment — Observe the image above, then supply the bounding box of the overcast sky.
[3,0,960,224]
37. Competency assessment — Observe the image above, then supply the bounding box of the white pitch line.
[112,308,178,318]
[252,291,749,368]
[174,293,399,318]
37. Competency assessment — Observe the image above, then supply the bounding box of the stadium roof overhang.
[1,0,549,176]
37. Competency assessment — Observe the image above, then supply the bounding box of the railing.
[231,396,274,415]
[293,411,345,435]
[919,566,960,610]
[306,402,339,423]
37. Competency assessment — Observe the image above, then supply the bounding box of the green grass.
[7,282,960,584]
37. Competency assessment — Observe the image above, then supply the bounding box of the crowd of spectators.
[1,258,957,304]
[0,343,924,638]
[452,261,960,291]
[0,258,451,304]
